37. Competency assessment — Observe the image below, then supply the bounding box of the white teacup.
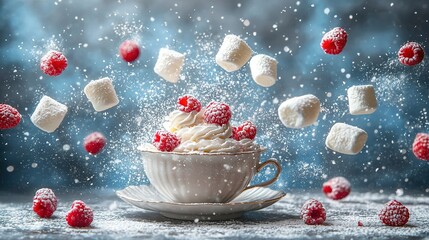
[138,147,281,203]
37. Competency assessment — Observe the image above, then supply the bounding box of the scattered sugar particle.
[6,166,14,172]
[243,19,250,26]
[31,163,38,168]
[284,46,290,52]
[63,144,71,151]
[237,3,241,8]
[390,2,394,7]
[74,179,80,183]
[396,188,404,196]
[349,15,353,19]
[324,8,330,15]
[346,74,351,79]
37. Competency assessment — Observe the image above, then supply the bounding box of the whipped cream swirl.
[157,107,259,153]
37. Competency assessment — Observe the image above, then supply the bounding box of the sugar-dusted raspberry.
[0,104,21,130]
[66,200,93,228]
[320,27,348,55]
[358,221,364,227]
[40,50,68,76]
[33,188,58,218]
[398,42,424,66]
[84,132,106,155]
[412,133,429,161]
[177,95,202,113]
[232,121,257,141]
[378,200,409,226]
[152,130,180,152]
[203,101,232,126]
[322,176,351,200]
[301,199,326,225]
[119,40,140,62]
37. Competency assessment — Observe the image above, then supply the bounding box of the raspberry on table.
[398,42,424,66]
[66,200,93,228]
[33,188,58,218]
[177,95,202,113]
[232,121,257,141]
[0,104,21,130]
[203,101,232,126]
[119,40,140,62]
[322,176,351,200]
[378,200,409,226]
[40,50,68,76]
[84,132,107,155]
[412,133,429,161]
[301,199,326,225]
[320,27,348,55]
[152,130,180,152]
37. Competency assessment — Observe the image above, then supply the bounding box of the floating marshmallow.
[31,96,68,133]
[215,34,253,72]
[347,85,377,115]
[84,77,119,112]
[249,54,278,87]
[278,94,321,128]
[154,48,185,83]
[325,123,368,155]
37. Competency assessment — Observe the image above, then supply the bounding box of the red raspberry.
[152,130,180,152]
[322,176,351,200]
[177,95,202,113]
[40,50,68,76]
[66,200,93,228]
[358,221,364,227]
[0,104,21,130]
[84,132,106,155]
[320,27,348,55]
[398,42,424,66]
[33,188,57,218]
[412,133,429,161]
[232,121,257,141]
[378,200,409,226]
[203,101,232,126]
[301,199,326,225]
[119,40,140,62]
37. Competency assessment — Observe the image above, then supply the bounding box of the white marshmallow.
[31,96,68,133]
[325,123,368,155]
[84,77,119,112]
[154,48,185,83]
[347,85,377,115]
[215,34,253,72]
[249,54,278,87]
[278,94,320,128]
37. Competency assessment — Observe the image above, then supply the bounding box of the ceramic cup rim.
[137,145,266,156]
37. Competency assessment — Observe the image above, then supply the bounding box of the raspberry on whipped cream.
[177,95,202,113]
[203,101,232,126]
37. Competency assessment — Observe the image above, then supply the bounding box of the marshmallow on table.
[278,94,321,128]
[347,85,377,115]
[249,54,278,87]
[84,77,119,112]
[325,123,368,155]
[215,34,253,72]
[31,96,68,133]
[154,48,185,83]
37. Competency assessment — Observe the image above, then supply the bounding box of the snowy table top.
[0,190,428,240]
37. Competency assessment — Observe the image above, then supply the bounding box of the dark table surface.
[0,189,428,240]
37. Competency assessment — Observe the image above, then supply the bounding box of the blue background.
[0,0,428,194]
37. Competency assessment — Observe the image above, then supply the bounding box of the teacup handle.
[245,158,282,190]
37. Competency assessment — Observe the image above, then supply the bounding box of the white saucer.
[116,185,286,221]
